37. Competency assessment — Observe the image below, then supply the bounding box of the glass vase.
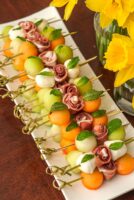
[114,79,134,116]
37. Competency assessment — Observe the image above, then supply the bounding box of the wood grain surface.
[0,1,133,200]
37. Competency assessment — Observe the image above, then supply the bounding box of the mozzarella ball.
[64,59,80,79]
[77,153,96,174]
[104,140,127,161]
[9,26,25,40]
[34,18,48,32]
[35,68,55,88]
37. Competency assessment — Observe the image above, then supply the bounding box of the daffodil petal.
[64,0,78,21]
[85,0,106,12]
[114,65,134,87]
[100,13,113,28]
[50,0,69,7]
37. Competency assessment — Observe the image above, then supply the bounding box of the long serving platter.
[0,6,134,200]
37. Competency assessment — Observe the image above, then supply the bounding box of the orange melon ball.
[49,109,70,126]
[83,98,101,113]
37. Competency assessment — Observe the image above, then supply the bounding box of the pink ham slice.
[93,145,112,167]
[75,112,93,130]
[99,161,117,180]
[19,21,37,32]
[53,64,68,83]
[39,51,57,67]
[60,83,78,94]
[93,124,108,145]
[63,92,84,114]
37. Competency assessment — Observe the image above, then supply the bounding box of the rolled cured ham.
[93,124,108,145]
[75,112,93,130]
[39,51,57,67]
[53,64,68,83]
[19,21,37,33]
[93,145,112,167]
[99,161,117,180]
[63,92,84,114]
[60,83,78,94]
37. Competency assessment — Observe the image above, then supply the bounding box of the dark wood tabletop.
[0,1,134,200]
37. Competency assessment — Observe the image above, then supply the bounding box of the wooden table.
[0,1,133,200]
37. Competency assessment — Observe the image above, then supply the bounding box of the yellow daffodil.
[50,0,78,21]
[104,34,134,72]
[114,65,134,87]
[85,0,134,28]
[123,12,134,41]
[132,96,134,109]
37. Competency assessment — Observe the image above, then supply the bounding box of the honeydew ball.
[66,150,82,173]
[21,79,36,99]
[24,56,44,77]
[54,45,73,64]
[1,25,13,41]
[41,25,55,39]
[51,125,61,143]
[74,76,92,95]
[43,89,62,111]
[75,130,97,152]
[37,88,51,103]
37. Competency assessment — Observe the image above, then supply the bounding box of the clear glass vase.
[114,79,134,116]
[94,13,134,116]
[94,13,128,65]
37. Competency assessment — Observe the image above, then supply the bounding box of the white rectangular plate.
[0,6,134,200]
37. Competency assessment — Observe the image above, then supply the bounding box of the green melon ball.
[66,150,82,173]
[54,44,73,64]
[24,56,44,77]
[1,25,13,41]
[37,88,51,104]
[53,134,61,143]
[40,108,51,126]
[108,126,126,141]
[74,76,92,95]
[41,25,55,39]
[21,79,36,99]
[43,89,62,111]
[10,37,24,54]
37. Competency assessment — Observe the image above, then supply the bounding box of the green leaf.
[92,110,106,118]
[50,29,62,41]
[109,142,124,150]
[81,154,95,163]
[35,19,43,26]
[67,57,80,69]
[77,130,94,141]
[13,27,21,31]
[83,89,104,101]
[77,76,89,87]
[51,102,68,112]
[16,36,26,41]
[108,118,122,135]
[39,71,54,76]
[50,89,62,96]
[66,121,78,132]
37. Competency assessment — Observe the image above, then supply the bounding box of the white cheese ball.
[34,18,48,32]
[64,59,80,79]
[35,68,55,88]
[77,152,96,174]
[104,140,127,161]
[9,26,25,40]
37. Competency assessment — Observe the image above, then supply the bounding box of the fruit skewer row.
[0,18,133,192]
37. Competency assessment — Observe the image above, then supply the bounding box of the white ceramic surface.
[0,6,134,200]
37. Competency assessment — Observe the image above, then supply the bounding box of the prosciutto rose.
[75,112,93,130]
